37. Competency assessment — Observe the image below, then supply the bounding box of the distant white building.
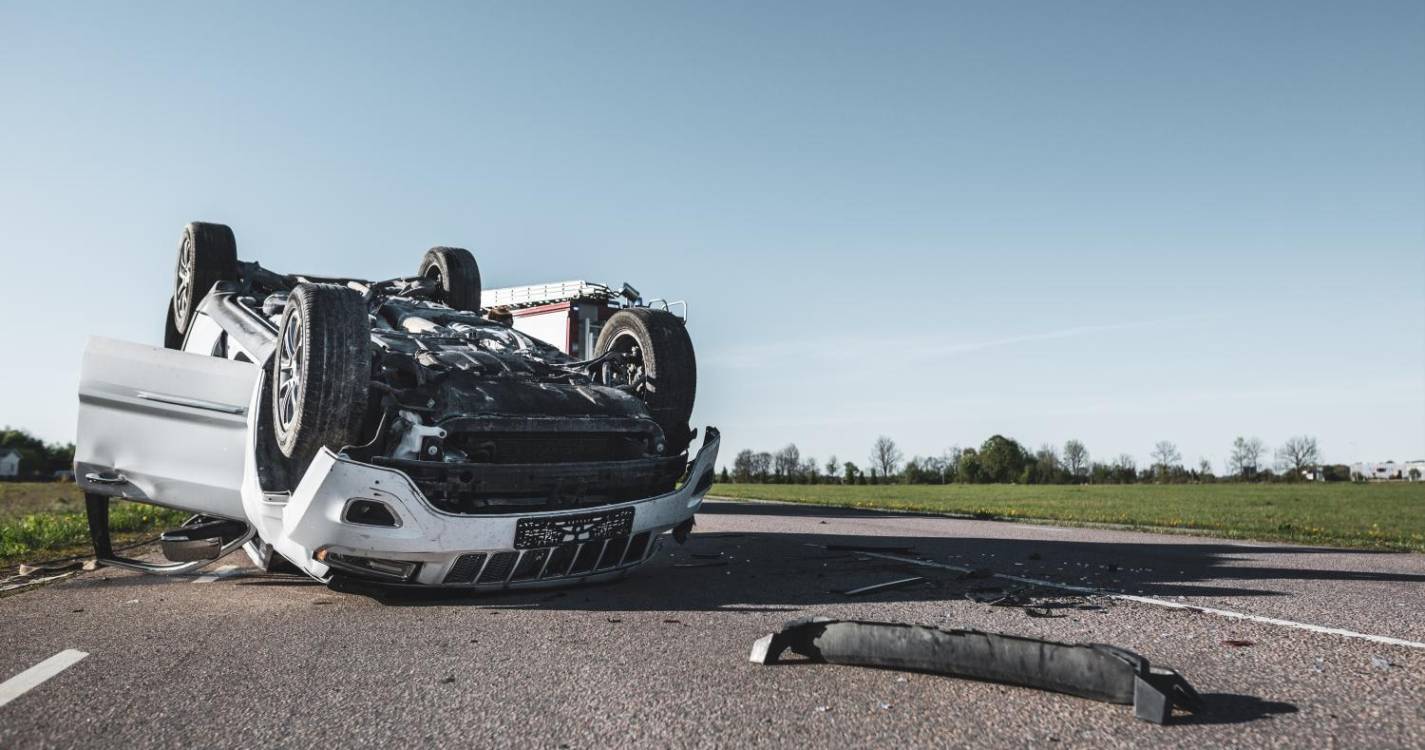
[0,449,20,478]
[1351,461,1425,482]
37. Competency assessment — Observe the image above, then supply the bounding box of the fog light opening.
[315,549,419,582]
[344,498,400,527]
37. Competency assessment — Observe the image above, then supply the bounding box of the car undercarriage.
[75,221,718,588]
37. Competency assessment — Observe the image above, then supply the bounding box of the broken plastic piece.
[749,618,1203,725]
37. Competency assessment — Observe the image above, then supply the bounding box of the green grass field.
[711,482,1425,552]
[5,480,1422,565]
[0,483,186,566]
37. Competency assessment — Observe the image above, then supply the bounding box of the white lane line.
[849,549,1425,651]
[192,564,239,584]
[0,650,88,709]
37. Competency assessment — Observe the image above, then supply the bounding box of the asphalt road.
[2,499,1423,748]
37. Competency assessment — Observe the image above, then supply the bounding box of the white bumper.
[245,429,720,588]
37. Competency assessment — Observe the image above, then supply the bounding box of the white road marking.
[0,650,88,709]
[192,564,238,584]
[843,548,1425,651]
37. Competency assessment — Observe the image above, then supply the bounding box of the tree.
[955,448,983,484]
[901,457,925,484]
[1026,444,1061,484]
[1323,464,1352,482]
[718,467,730,483]
[870,436,903,478]
[979,435,1029,483]
[1197,458,1213,479]
[1113,454,1137,483]
[732,449,756,483]
[843,461,861,485]
[1276,436,1320,475]
[802,458,819,484]
[773,444,801,481]
[1062,439,1089,479]
[942,445,962,483]
[0,427,74,480]
[1229,436,1266,478]
[922,454,948,483]
[751,451,773,482]
[1151,441,1182,477]
[825,455,839,481]
[903,455,948,484]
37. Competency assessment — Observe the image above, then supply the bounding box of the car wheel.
[418,246,482,311]
[172,221,238,335]
[272,283,372,472]
[594,308,697,455]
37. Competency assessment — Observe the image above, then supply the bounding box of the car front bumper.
[263,428,720,589]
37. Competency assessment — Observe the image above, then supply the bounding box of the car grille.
[442,531,654,586]
[371,456,687,515]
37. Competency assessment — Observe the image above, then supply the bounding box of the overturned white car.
[76,222,719,589]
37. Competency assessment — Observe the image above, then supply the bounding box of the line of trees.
[1,427,76,481]
[722,433,1349,485]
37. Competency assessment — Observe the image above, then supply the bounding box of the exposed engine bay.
[203,256,697,516]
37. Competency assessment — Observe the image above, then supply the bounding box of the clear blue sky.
[2,1,1422,471]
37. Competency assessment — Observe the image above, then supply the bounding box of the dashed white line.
[849,549,1425,651]
[192,565,238,584]
[0,650,88,709]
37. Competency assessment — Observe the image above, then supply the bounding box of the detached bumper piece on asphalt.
[749,618,1203,724]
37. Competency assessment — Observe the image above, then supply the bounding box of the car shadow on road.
[344,504,1425,612]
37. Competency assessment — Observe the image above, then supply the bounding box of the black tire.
[172,222,238,335]
[594,308,697,455]
[418,246,482,311]
[271,284,372,472]
[163,297,184,350]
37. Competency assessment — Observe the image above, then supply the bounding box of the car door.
[76,336,259,518]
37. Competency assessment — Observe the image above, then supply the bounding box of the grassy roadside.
[0,483,187,566]
[710,482,1425,552]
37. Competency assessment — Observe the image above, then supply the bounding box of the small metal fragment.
[838,576,927,596]
[825,543,916,554]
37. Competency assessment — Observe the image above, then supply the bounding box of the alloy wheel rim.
[276,307,305,436]
[175,234,194,321]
